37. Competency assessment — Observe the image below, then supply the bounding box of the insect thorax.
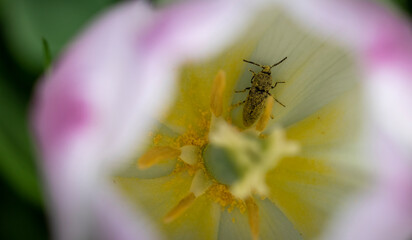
[253,73,272,91]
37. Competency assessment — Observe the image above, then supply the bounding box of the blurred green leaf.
[152,0,185,7]
[0,177,49,240]
[42,37,52,70]
[382,0,412,16]
[0,0,118,75]
[0,74,43,207]
[391,0,412,13]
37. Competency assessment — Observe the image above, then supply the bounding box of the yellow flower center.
[126,70,301,239]
[113,10,364,240]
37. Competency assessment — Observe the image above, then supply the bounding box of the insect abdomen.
[242,88,267,127]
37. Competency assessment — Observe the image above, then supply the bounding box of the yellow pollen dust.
[206,183,246,213]
[176,129,208,149]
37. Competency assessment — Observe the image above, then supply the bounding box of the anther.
[256,97,275,132]
[137,146,181,169]
[210,70,226,117]
[163,193,196,223]
[163,169,212,223]
[246,197,260,240]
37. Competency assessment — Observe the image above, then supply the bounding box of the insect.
[232,57,287,127]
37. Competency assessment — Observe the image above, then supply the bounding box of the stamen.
[163,170,212,223]
[245,197,259,240]
[179,145,200,165]
[210,70,226,117]
[190,169,212,197]
[137,146,181,169]
[256,97,274,132]
[163,192,196,223]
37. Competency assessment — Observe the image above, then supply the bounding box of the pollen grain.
[206,183,246,213]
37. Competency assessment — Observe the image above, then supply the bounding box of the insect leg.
[230,100,246,111]
[235,87,251,93]
[271,82,285,89]
[274,98,285,107]
[265,91,286,107]
[249,70,256,83]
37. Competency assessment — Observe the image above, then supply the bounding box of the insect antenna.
[271,57,287,68]
[243,59,262,67]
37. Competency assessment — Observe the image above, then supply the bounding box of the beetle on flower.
[33,0,412,240]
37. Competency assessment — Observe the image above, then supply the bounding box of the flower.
[32,0,412,240]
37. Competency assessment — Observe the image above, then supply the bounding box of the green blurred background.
[0,0,410,239]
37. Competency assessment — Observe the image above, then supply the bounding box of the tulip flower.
[32,0,412,239]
